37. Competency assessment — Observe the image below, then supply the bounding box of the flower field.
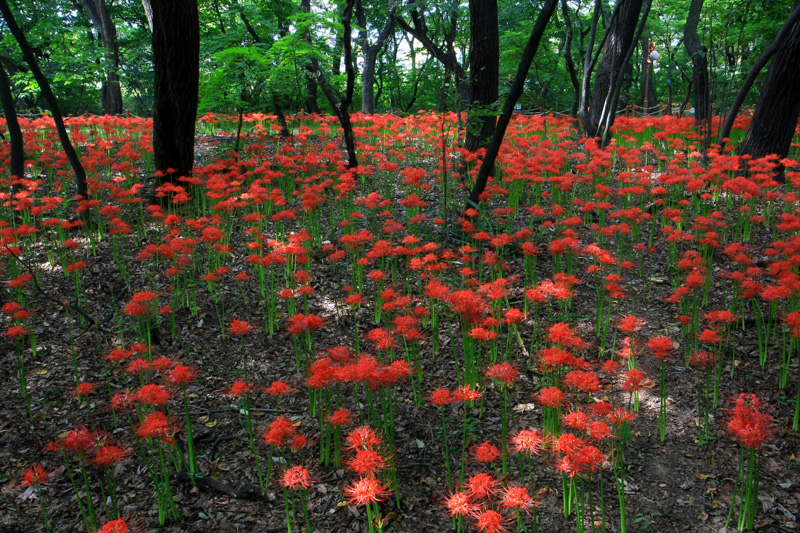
[2,112,800,532]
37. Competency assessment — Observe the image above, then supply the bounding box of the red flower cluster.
[727,393,773,449]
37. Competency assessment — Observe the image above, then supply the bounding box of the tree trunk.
[718,2,800,145]
[585,0,646,137]
[464,0,499,152]
[144,0,199,183]
[356,0,395,115]
[0,60,24,180]
[561,0,580,116]
[740,2,800,160]
[299,0,321,114]
[309,0,358,168]
[468,0,559,208]
[683,0,710,129]
[0,0,88,199]
[81,0,122,114]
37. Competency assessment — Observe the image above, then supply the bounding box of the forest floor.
[1,118,799,533]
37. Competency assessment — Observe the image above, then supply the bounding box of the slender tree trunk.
[468,0,559,208]
[300,0,321,114]
[0,60,24,180]
[464,0,499,152]
[561,0,580,116]
[143,0,199,183]
[81,0,122,114]
[684,0,710,135]
[0,0,87,199]
[740,1,800,161]
[585,0,646,137]
[718,2,800,145]
[309,0,358,168]
[356,0,395,114]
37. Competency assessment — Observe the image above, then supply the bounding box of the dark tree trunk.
[584,0,646,137]
[740,2,800,160]
[561,0,580,116]
[81,0,122,114]
[309,0,358,168]
[0,0,88,199]
[144,0,199,183]
[0,60,24,180]
[468,0,559,208]
[683,0,710,129]
[718,2,800,145]
[464,0,499,152]
[355,0,395,115]
[299,0,321,114]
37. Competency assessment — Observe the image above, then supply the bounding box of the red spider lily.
[347,448,388,476]
[136,412,175,444]
[646,337,675,360]
[429,389,454,406]
[622,369,646,392]
[452,384,483,403]
[136,384,170,406]
[472,441,501,463]
[18,464,53,488]
[564,370,600,393]
[264,416,299,447]
[167,365,198,387]
[228,381,252,396]
[92,444,131,468]
[264,381,296,396]
[537,386,566,408]
[510,429,545,456]
[699,328,724,343]
[442,490,476,518]
[328,408,352,426]
[485,363,519,386]
[229,319,255,336]
[280,464,313,491]
[548,322,588,350]
[727,393,773,449]
[343,476,392,506]
[617,315,644,334]
[466,472,498,499]
[474,509,510,533]
[345,425,382,450]
[286,313,325,335]
[74,382,95,396]
[470,327,498,342]
[500,484,538,512]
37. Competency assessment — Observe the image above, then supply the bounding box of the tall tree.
[0,60,24,181]
[355,0,396,114]
[683,0,709,128]
[469,0,559,207]
[309,0,358,168]
[581,0,648,138]
[0,0,88,199]
[142,0,200,184]
[739,0,800,161]
[464,0,499,152]
[718,1,800,146]
[80,0,123,114]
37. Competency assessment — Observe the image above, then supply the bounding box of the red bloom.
[537,386,565,408]
[18,464,53,487]
[264,416,298,447]
[474,509,510,533]
[727,393,773,449]
[343,476,392,506]
[136,384,170,406]
[92,445,130,468]
[230,319,254,336]
[617,315,644,334]
[328,408,352,427]
[622,369,645,392]
[345,425,381,450]
[466,472,497,499]
[646,336,675,360]
[281,465,312,491]
[264,381,295,396]
[136,412,175,443]
[485,363,519,386]
[510,429,544,456]
[429,389,454,406]
[347,448,387,475]
[167,364,198,387]
[99,520,129,533]
[472,440,500,462]
[443,491,475,518]
[452,384,483,403]
[228,381,252,396]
